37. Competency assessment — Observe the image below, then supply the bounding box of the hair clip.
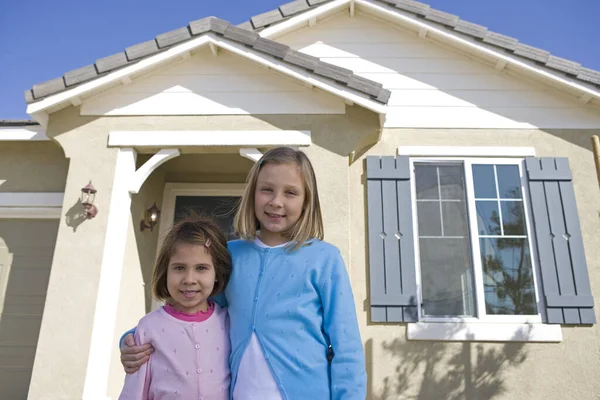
[204,238,211,248]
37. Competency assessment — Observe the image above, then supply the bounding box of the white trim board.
[108,130,312,148]
[0,126,49,141]
[0,192,64,207]
[0,207,61,219]
[408,322,562,343]
[0,193,64,219]
[398,146,536,157]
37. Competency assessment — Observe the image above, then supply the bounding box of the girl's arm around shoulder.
[118,319,153,400]
[318,245,366,400]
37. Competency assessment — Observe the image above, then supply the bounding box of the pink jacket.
[119,304,231,400]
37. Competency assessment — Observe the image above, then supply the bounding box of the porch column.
[82,148,137,400]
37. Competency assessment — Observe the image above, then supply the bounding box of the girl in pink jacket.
[119,216,232,400]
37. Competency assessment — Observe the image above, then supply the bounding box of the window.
[412,159,540,322]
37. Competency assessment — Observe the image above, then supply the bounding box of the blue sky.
[1,0,599,120]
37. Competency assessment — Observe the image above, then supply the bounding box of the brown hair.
[233,146,324,250]
[152,216,232,301]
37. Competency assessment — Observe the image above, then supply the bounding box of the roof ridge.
[25,14,390,106]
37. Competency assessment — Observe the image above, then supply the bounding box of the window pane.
[496,165,522,199]
[417,202,441,236]
[475,201,501,235]
[420,238,475,317]
[415,164,439,199]
[415,162,475,318]
[501,201,526,236]
[480,238,537,315]
[472,165,496,198]
[442,202,469,237]
[439,165,465,200]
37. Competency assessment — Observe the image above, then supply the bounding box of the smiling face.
[166,242,216,313]
[254,162,306,246]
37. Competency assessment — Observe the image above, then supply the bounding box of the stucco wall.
[29,104,379,400]
[349,128,600,400]
[30,102,600,400]
[0,141,68,192]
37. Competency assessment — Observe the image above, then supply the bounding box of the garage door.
[0,219,59,399]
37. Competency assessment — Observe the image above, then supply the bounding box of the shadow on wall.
[366,324,532,400]
[64,199,88,232]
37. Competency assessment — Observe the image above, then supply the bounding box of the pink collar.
[163,302,214,322]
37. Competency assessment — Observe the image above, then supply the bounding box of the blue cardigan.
[121,239,366,399]
[225,239,366,400]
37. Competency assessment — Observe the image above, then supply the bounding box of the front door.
[159,183,246,242]
[173,195,240,240]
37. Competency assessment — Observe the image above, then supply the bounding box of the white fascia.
[209,35,387,115]
[259,0,350,38]
[26,35,213,125]
[353,0,600,101]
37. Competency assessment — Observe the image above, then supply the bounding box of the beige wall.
[348,128,600,400]
[30,102,600,400]
[0,141,68,192]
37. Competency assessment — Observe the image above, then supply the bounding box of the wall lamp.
[81,181,98,219]
[140,202,161,232]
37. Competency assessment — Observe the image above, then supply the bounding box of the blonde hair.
[152,216,232,301]
[234,147,324,250]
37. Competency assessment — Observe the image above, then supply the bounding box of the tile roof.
[25,0,600,105]
[242,0,600,87]
[25,16,390,106]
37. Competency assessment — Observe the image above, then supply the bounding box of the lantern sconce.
[81,181,98,219]
[140,202,161,232]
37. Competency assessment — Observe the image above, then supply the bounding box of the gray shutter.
[525,157,595,325]
[366,156,418,322]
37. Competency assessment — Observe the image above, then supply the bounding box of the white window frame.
[407,153,562,342]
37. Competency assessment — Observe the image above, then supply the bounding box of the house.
[1,0,599,398]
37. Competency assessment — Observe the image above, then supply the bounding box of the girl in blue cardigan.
[120,147,366,399]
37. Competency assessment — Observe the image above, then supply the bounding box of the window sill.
[407,322,562,343]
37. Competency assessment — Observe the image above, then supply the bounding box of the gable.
[278,13,600,128]
[24,17,390,127]
[80,47,345,116]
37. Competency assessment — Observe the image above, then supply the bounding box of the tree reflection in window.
[475,175,537,316]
